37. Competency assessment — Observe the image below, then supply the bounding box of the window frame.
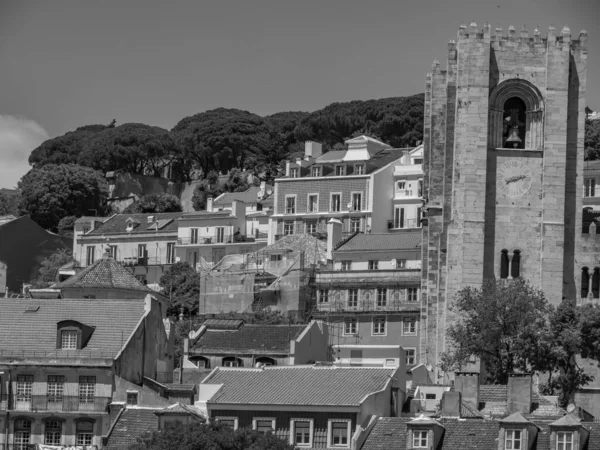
[354,164,365,175]
[330,192,342,212]
[394,206,406,229]
[403,317,417,335]
[285,195,297,214]
[505,429,522,450]
[343,317,358,335]
[61,329,78,350]
[372,316,386,336]
[44,420,63,446]
[47,375,65,403]
[405,348,416,366]
[305,220,317,234]
[311,166,321,177]
[327,419,352,448]
[318,289,329,304]
[252,417,276,435]
[283,220,294,235]
[126,391,139,406]
[341,261,352,271]
[368,260,379,270]
[75,420,94,446]
[86,246,95,266]
[350,217,361,233]
[167,242,176,264]
[556,431,573,450]
[347,289,358,308]
[407,288,419,302]
[289,167,299,178]
[108,245,118,259]
[79,376,96,403]
[412,429,429,448]
[335,165,346,176]
[376,288,387,307]
[216,416,239,430]
[307,194,319,213]
[16,375,33,401]
[290,418,314,447]
[137,244,147,259]
[351,191,363,211]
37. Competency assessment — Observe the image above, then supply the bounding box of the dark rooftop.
[335,230,422,253]
[87,212,181,235]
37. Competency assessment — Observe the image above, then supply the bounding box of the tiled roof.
[214,186,274,205]
[478,385,565,417]
[53,256,154,293]
[105,407,159,448]
[191,324,305,354]
[335,231,422,253]
[157,403,205,418]
[360,417,411,450]
[88,212,181,235]
[315,150,347,163]
[437,420,499,449]
[260,234,327,266]
[202,366,395,406]
[163,383,196,392]
[0,298,146,356]
[203,318,244,330]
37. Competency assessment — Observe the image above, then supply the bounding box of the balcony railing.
[275,230,359,241]
[7,395,111,412]
[0,349,115,359]
[177,233,256,246]
[316,269,421,286]
[315,298,419,313]
[388,219,421,229]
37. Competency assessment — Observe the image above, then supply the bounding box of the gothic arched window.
[593,268,600,299]
[500,250,509,279]
[511,250,521,278]
[503,98,527,149]
[582,267,590,298]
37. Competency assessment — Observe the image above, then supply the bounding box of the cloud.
[0,115,49,189]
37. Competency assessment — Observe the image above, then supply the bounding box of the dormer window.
[412,430,428,448]
[505,429,522,449]
[335,165,345,176]
[311,166,321,177]
[354,164,365,175]
[557,432,573,450]
[125,218,139,232]
[61,330,78,349]
[290,167,299,178]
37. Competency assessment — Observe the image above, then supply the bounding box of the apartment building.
[0,295,173,449]
[198,365,405,448]
[74,212,182,288]
[391,145,424,231]
[175,200,268,268]
[314,223,422,369]
[583,160,600,210]
[270,137,410,244]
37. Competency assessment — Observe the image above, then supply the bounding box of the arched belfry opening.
[489,79,544,150]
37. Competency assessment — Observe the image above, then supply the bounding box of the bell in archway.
[505,126,522,148]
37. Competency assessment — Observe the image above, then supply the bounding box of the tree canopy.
[132,420,294,450]
[0,190,20,216]
[29,248,74,288]
[123,193,183,214]
[191,169,251,211]
[18,164,109,231]
[441,278,600,406]
[160,262,201,315]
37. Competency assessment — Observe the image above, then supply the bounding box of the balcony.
[6,395,111,412]
[388,219,421,229]
[177,233,256,246]
[315,269,421,287]
[315,297,420,313]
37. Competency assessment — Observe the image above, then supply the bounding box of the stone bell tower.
[420,23,588,378]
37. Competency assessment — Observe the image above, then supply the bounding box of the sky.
[1,0,598,188]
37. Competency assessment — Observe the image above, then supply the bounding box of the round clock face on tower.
[496,160,533,198]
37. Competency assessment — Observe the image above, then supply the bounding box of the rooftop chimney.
[454,372,479,408]
[207,197,214,212]
[305,141,322,160]
[440,391,462,417]
[507,373,532,414]
[326,218,343,261]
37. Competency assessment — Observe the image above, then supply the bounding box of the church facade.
[420,23,592,378]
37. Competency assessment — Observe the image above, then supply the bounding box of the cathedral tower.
[421,23,588,378]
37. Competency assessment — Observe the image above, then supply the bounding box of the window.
[16,375,33,402]
[82,226,90,234]
[191,228,199,244]
[79,376,96,403]
[368,260,379,270]
[407,288,418,302]
[61,330,77,349]
[351,192,362,211]
[86,246,95,265]
[319,289,329,303]
[331,194,341,212]
[403,318,416,335]
[216,227,225,243]
[286,196,296,214]
[76,421,94,446]
[348,289,358,307]
[502,97,527,149]
[138,244,146,259]
[344,317,357,335]
[415,158,423,165]
[397,181,406,190]
[135,275,147,285]
[311,166,321,177]
[394,207,405,228]
[412,430,428,448]
[373,316,386,335]
[354,164,365,175]
[307,194,319,213]
[329,420,351,447]
[45,420,62,445]
[217,417,238,430]
[425,393,436,400]
[48,375,64,402]
[223,357,243,367]
[108,245,117,259]
[405,348,416,366]
[396,259,407,268]
[341,261,352,271]
[167,242,176,264]
[417,207,422,227]
[291,419,313,447]
[585,178,596,197]
[335,165,345,176]
[290,167,299,178]
[418,179,423,197]
[350,217,361,233]
[255,357,276,366]
[15,419,31,450]
[557,431,573,450]
[511,250,521,278]
[582,267,590,298]
[501,249,509,279]
[376,288,387,307]
[126,391,138,405]
[505,429,522,450]
[253,418,275,435]
[284,221,294,235]
[306,220,317,234]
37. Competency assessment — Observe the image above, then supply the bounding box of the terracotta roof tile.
[361,417,411,450]
[202,366,395,406]
[191,324,305,354]
[0,298,146,357]
[105,407,159,448]
[214,186,274,205]
[53,256,154,294]
[335,231,422,253]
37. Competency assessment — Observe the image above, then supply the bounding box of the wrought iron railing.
[0,349,115,359]
[177,234,256,245]
[8,395,111,412]
[315,298,420,313]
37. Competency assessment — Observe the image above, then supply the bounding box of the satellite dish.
[266,188,273,196]
[567,403,576,413]
[257,190,265,200]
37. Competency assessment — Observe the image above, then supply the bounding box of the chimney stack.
[454,372,479,408]
[207,197,214,212]
[440,391,462,417]
[305,141,323,160]
[507,373,532,414]
[326,218,343,261]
